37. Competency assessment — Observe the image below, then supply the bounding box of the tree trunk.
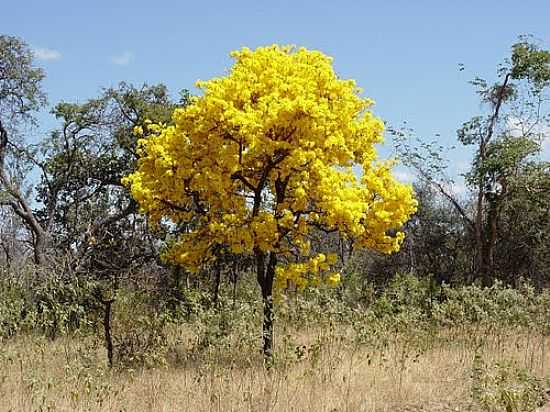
[212,262,222,306]
[479,247,492,288]
[482,198,500,287]
[475,74,510,287]
[262,284,274,358]
[231,265,239,310]
[103,299,114,368]
[255,249,276,361]
[33,229,48,266]
[1,242,11,270]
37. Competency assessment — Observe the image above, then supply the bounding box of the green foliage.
[2,266,548,344]
[0,269,98,340]
[511,38,550,87]
[391,37,550,287]
[0,272,27,338]
[30,274,98,339]
[497,162,550,285]
[436,281,536,326]
[0,35,46,126]
[372,273,439,320]
[473,357,549,412]
[35,83,183,269]
[466,135,540,189]
[111,291,172,369]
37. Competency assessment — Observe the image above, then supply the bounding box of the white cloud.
[32,47,62,61]
[539,125,550,151]
[541,135,550,159]
[112,51,134,66]
[393,170,415,183]
[506,116,550,159]
[507,116,550,142]
[436,180,469,198]
[450,182,468,195]
[454,160,470,174]
[506,116,523,138]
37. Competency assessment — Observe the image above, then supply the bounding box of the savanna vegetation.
[0,34,549,411]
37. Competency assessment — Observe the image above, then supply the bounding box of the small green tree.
[35,82,184,271]
[394,37,550,286]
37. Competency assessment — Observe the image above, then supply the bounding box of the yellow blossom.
[123,44,417,292]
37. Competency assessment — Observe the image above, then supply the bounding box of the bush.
[472,356,549,412]
[0,268,98,339]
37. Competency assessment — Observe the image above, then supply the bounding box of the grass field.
[2,274,549,411]
[1,325,549,411]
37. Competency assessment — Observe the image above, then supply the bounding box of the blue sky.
[5,0,550,187]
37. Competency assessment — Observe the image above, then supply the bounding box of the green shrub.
[472,357,549,412]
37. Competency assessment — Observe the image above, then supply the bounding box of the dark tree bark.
[212,261,222,306]
[474,74,511,287]
[255,249,277,360]
[103,299,114,368]
[94,289,115,368]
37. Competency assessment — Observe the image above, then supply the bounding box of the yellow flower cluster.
[274,253,340,291]
[123,45,417,285]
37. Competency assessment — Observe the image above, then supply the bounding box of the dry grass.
[1,326,548,412]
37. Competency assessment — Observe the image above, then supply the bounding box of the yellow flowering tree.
[123,45,417,358]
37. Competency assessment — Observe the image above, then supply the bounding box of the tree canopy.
[125,45,416,280]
